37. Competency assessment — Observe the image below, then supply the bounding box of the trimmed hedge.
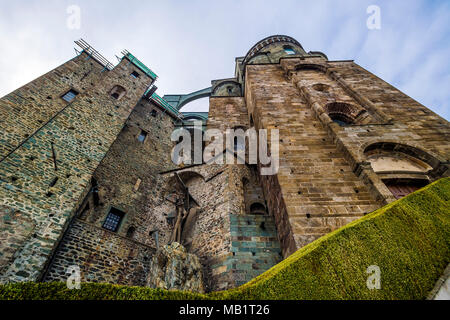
[1,178,449,300]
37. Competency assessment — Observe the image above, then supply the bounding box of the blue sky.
[0,0,449,119]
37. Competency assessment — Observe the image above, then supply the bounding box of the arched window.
[325,102,364,126]
[364,143,439,200]
[284,45,296,55]
[250,202,266,215]
[110,85,127,100]
[329,113,354,126]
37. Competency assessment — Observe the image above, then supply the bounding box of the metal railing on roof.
[75,39,115,70]
[122,50,158,80]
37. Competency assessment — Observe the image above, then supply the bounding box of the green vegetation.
[1,178,449,300]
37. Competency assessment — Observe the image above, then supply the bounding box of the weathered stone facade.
[147,242,204,293]
[0,36,449,293]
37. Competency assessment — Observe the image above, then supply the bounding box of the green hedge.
[1,178,449,300]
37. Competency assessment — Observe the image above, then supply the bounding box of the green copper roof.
[122,50,158,80]
[151,93,180,117]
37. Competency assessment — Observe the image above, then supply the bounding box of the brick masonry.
[0,36,448,293]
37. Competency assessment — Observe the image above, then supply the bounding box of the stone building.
[0,36,449,292]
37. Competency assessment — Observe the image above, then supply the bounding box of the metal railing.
[75,39,115,70]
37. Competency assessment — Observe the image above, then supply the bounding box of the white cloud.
[0,0,448,119]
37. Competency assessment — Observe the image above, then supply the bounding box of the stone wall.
[78,98,177,245]
[245,62,380,257]
[229,214,281,287]
[43,95,180,284]
[44,219,154,286]
[245,56,449,258]
[0,51,153,283]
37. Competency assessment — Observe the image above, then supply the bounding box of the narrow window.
[151,109,157,117]
[130,71,140,79]
[126,226,136,239]
[110,85,126,100]
[284,45,296,55]
[329,114,353,127]
[62,89,79,102]
[102,207,125,232]
[137,130,148,142]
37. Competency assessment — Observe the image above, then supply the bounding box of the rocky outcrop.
[146,242,204,293]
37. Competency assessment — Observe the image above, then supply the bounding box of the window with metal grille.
[137,130,147,142]
[102,208,125,232]
[62,89,79,102]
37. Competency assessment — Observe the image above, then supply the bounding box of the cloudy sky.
[0,0,449,119]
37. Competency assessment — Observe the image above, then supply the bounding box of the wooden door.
[385,182,425,200]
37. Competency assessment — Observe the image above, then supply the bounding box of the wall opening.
[137,130,148,143]
[250,202,267,215]
[284,45,296,55]
[62,89,79,103]
[126,226,136,239]
[110,85,127,100]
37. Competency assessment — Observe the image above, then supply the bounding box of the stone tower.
[0,36,448,292]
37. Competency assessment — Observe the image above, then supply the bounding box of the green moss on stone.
[1,178,449,300]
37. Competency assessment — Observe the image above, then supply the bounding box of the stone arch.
[247,52,271,64]
[249,202,267,215]
[163,87,212,111]
[242,169,266,215]
[324,102,366,126]
[295,63,328,73]
[177,170,206,184]
[362,142,447,200]
[308,51,329,60]
[183,114,208,122]
[212,80,242,97]
[363,142,442,170]
[243,35,304,66]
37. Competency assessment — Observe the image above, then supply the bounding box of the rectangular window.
[62,89,79,102]
[102,207,125,232]
[137,130,148,142]
[131,71,140,79]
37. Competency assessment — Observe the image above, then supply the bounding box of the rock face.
[147,242,204,293]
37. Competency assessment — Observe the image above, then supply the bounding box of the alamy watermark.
[366,265,381,290]
[66,265,81,290]
[367,5,381,30]
[171,121,279,175]
[66,5,81,30]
